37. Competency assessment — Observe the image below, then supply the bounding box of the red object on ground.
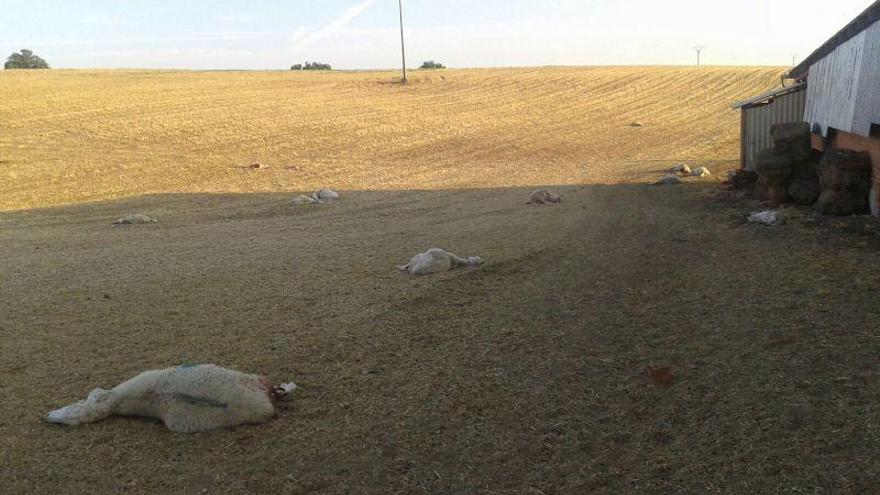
[646,365,674,388]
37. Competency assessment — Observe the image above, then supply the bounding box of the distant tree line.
[420,60,445,70]
[290,62,332,71]
[5,49,49,69]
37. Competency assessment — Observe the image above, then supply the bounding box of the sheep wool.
[45,364,296,433]
[313,189,340,201]
[397,248,484,275]
[526,189,563,205]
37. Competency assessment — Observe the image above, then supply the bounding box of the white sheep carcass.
[112,213,157,225]
[44,364,296,433]
[526,189,563,205]
[290,194,322,206]
[670,164,692,175]
[691,167,712,178]
[397,248,484,275]
[652,174,683,186]
[313,189,340,201]
[289,189,340,206]
[747,210,782,226]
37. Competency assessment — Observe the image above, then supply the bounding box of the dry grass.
[3,67,879,494]
[0,67,780,210]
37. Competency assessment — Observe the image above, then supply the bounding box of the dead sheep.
[290,195,322,206]
[397,248,484,275]
[313,189,340,201]
[44,364,296,433]
[747,210,782,226]
[671,164,692,175]
[652,174,682,186]
[289,189,341,206]
[692,167,712,178]
[112,213,157,225]
[527,189,563,205]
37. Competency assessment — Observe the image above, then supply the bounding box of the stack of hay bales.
[776,124,820,206]
[754,148,793,205]
[754,122,870,214]
[814,149,872,215]
[754,123,815,205]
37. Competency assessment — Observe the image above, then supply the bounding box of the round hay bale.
[755,148,793,182]
[755,149,793,205]
[787,161,820,206]
[814,149,871,215]
[771,122,812,162]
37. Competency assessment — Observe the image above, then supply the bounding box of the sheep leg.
[45,388,119,426]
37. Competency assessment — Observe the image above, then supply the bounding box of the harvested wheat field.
[2,67,880,494]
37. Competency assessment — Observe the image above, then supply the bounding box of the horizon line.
[2,63,792,72]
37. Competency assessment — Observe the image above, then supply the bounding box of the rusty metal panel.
[741,88,808,171]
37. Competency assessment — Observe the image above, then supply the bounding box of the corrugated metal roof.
[788,0,880,80]
[731,83,807,109]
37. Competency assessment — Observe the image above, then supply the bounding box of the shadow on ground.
[2,183,879,494]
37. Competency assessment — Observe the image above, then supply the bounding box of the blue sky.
[0,0,875,69]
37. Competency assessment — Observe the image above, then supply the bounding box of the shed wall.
[805,19,880,137]
[741,88,807,171]
[853,23,880,136]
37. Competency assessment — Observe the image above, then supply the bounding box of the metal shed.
[788,0,880,138]
[731,83,807,171]
[786,0,880,216]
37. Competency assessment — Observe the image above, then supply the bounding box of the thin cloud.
[53,48,257,59]
[81,15,124,27]
[9,32,273,48]
[215,14,258,24]
[291,0,374,51]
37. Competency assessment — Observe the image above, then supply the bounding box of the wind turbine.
[693,45,705,66]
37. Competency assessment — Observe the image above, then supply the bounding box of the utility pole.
[792,54,798,67]
[693,45,705,66]
[398,0,407,84]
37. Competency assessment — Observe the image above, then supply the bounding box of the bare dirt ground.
[2,68,880,493]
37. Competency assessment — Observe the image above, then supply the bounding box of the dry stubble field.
[2,67,880,494]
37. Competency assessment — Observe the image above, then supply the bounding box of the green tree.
[4,49,50,69]
[291,62,331,71]
[305,61,331,71]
